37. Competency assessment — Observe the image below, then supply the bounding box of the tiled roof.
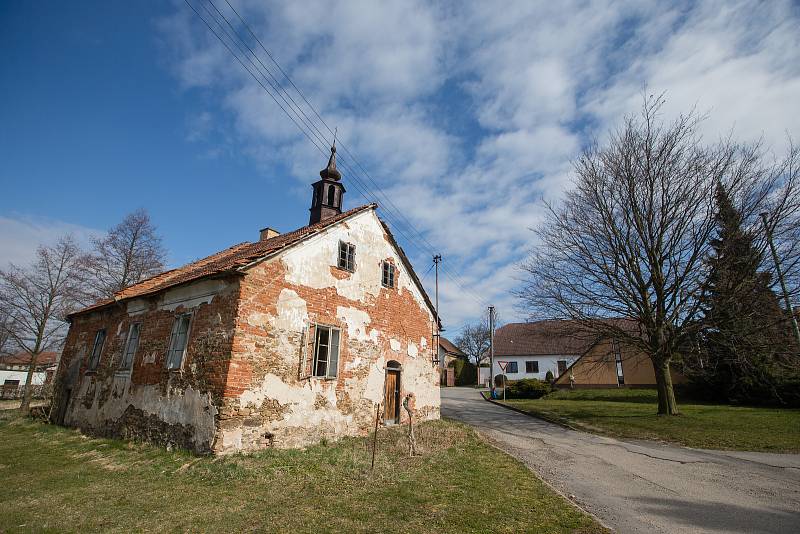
[493,319,641,357]
[70,205,377,317]
[0,351,59,367]
[439,337,465,357]
[492,321,599,357]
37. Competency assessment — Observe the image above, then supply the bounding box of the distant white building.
[0,351,59,398]
[490,322,587,384]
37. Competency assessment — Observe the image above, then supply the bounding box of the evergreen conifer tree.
[698,183,795,404]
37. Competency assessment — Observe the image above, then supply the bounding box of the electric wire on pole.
[488,305,495,392]
[433,254,441,366]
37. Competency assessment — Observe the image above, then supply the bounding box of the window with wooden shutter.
[312,324,340,379]
[166,314,191,370]
[87,329,106,371]
[120,323,141,370]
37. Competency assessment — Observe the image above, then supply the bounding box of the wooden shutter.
[298,321,313,380]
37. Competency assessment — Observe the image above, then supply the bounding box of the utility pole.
[488,305,495,392]
[433,255,442,366]
[760,212,800,347]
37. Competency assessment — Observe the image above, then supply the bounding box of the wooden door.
[384,369,400,424]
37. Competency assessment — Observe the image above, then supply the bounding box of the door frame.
[384,361,402,424]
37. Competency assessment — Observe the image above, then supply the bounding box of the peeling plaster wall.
[53,277,240,453]
[220,210,440,452]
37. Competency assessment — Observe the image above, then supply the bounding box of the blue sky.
[2,1,799,331]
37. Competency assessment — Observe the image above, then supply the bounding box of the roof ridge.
[69,204,377,317]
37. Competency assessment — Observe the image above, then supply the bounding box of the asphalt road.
[441,387,800,534]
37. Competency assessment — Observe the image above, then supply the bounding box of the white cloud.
[159,0,800,327]
[0,215,102,268]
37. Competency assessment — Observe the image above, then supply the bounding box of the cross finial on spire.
[320,128,341,181]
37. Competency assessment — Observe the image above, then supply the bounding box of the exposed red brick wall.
[53,277,241,452]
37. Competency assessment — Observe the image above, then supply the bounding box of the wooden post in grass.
[371,403,380,470]
[403,393,417,457]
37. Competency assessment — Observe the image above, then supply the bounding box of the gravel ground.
[441,387,800,534]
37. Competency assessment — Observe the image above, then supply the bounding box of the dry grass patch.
[0,415,605,533]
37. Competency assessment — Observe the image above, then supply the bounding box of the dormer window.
[338,241,356,272]
[381,261,396,288]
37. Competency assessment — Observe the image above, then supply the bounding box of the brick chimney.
[259,227,280,241]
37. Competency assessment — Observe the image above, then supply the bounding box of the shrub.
[545,370,554,382]
[448,359,477,386]
[505,378,552,399]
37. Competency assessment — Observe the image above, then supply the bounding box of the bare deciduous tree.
[0,236,83,413]
[519,96,800,415]
[79,209,167,302]
[455,320,492,386]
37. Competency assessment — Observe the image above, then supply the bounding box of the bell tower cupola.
[309,142,346,225]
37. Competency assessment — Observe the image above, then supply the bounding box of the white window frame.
[337,241,356,272]
[120,322,141,371]
[312,324,340,379]
[166,314,192,370]
[87,329,106,371]
[381,261,396,288]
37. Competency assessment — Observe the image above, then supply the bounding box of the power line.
[185,0,490,310]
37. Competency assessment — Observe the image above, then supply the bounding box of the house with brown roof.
[493,320,684,388]
[1,351,59,398]
[491,321,587,384]
[52,146,440,453]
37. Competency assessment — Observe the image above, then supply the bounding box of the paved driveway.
[441,387,800,534]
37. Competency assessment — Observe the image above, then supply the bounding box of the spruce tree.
[698,183,794,404]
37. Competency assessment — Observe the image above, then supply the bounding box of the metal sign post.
[498,361,509,401]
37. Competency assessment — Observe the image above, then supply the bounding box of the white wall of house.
[0,369,47,386]
[492,354,579,383]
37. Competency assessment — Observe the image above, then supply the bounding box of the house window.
[312,325,340,378]
[614,340,624,385]
[525,360,539,373]
[3,379,20,386]
[557,360,568,375]
[338,241,355,272]
[166,314,191,370]
[120,323,141,370]
[506,361,518,373]
[328,184,336,205]
[87,329,106,371]
[381,261,396,288]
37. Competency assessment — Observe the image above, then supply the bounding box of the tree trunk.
[653,358,679,415]
[19,351,39,414]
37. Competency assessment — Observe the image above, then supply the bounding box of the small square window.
[87,329,106,371]
[525,360,539,373]
[506,361,518,373]
[338,241,356,272]
[312,324,340,378]
[381,261,396,288]
[120,323,141,370]
[166,314,191,370]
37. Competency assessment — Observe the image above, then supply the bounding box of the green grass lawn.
[503,388,800,453]
[0,415,604,533]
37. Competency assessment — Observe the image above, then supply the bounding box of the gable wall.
[553,340,686,387]
[52,276,241,453]
[217,210,440,452]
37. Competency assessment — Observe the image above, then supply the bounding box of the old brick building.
[52,145,440,453]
